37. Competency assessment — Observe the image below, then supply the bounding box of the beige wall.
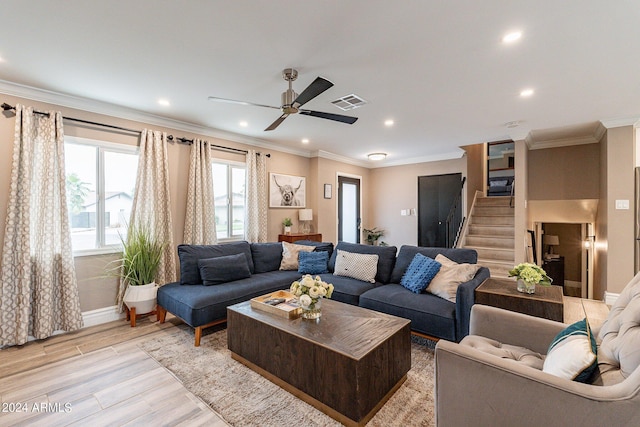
[369,157,467,247]
[528,143,600,200]
[0,94,313,312]
[462,143,485,213]
[514,139,528,263]
[600,126,635,296]
[595,131,608,300]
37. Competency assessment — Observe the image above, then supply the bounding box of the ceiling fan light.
[368,152,387,161]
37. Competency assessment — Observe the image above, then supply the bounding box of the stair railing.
[456,190,482,248]
[509,178,515,208]
[445,177,466,248]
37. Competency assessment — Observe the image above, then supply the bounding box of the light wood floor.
[0,315,228,426]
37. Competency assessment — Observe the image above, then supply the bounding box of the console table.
[278,233,322,243]
[475,277,564,322]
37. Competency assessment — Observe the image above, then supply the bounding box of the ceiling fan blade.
[298,109,358,125]
[265,114,289,131]
[208,96,280,110]
[292,77,334,108]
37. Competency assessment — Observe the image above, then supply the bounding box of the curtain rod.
[166,135,270,157]
[2,102,270,157]
[1,102,141,134]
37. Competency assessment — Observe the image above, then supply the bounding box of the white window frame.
[65,136,139,257]
[213,159,246,242]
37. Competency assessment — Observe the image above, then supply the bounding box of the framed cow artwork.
[269,173,306,208]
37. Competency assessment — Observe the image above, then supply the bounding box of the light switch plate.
[615,199,630,210]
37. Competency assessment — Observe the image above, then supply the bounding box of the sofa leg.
[157,305,167,323]
[195,326,202,347]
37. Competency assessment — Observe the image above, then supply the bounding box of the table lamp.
[299,209,313,234]
[543,234,560,259]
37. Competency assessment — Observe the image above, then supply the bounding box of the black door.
[418,173,462,247]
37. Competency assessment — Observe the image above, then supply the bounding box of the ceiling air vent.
[331,94,368,111]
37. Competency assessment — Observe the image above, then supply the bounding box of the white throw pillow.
[426,254,480,303]
[279,241,315,271]
[333,249,379,283]
[543,318,597,383]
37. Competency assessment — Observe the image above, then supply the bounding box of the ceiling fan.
[208,68,358,131]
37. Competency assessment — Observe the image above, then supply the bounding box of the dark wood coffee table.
[227,298,411,427]
[475,277,564,322]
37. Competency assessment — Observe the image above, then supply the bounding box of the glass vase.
[516,279,536,294]
[301,298,322,319]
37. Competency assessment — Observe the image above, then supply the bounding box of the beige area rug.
[139,324,436,426]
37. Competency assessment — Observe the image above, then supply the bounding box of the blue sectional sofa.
[157,240,490,346]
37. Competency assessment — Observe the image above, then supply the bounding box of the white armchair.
[434,273,640,427]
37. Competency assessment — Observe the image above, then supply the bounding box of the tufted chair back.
[595,272,640,385]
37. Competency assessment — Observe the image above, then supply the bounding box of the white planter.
[123,282,158,314]
[284,226,292,235]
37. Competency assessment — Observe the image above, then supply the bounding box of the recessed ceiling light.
[502,31,522,43]
[239,121,248,127]
[368,153,387,161]
[520,88,534,97]
[384,119,395,127]
[157,98,170,107]
[301,138,309,144]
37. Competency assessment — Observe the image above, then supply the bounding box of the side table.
[278,233,322,243]
[475,277,564,322]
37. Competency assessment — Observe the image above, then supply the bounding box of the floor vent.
[331,94,367,111]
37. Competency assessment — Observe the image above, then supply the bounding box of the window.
[64,136,138,254]
[212,160,246,240]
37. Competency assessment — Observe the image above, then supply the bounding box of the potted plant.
[112,222,166,314]
[363,227,385,245]
[283,217,293,235]
[508,263,552,294]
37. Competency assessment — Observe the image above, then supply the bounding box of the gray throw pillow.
[198,253,251,286]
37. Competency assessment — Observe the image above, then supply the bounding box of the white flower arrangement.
[290,274,334,309]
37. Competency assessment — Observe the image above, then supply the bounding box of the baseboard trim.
[604,291,619,306]
[82,305,126,328]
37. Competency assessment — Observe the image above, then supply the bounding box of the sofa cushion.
[543,318,597,383]
[359,284,457,341]
[279,241,315,270]
[178,242,254,285]
[329,242,397,283]
[400,253,441,293]
[333,249,379,283]
[316,273,377,306]
[427,254,481,303]
[294,240,334,258]
[596,271,640,385]
[250,242,283,273]
[298,251,329,275]
[460,335,545,370]
[391,246,478,284]
[157,271,301,327]
[198,253,251,286]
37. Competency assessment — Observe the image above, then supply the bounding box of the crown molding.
[373,149,465,168]
[525,122,607,150]
[600,115,640,129]
[0,79,312,158]
[313,150,370,168]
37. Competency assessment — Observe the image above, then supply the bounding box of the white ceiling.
[1,1,639,166]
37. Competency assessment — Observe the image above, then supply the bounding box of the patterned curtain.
[117,129,177,307]
[0,105,83,346]
[183,139,216,244]
[245,150,268,242]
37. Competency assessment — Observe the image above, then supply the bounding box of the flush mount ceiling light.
[520,88,534,97]
[368,152,387,161]
[502,31,522,43]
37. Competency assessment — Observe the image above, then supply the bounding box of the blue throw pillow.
[298,251,329,275]
[543,318,597,383]
[400,253,441,294]
[198,253,251,286]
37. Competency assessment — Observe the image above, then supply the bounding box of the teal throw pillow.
[542,318,597,383]
[400,253,441,294]
[298,251,329,275]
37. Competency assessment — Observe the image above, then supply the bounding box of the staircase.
[459,195,514,278]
